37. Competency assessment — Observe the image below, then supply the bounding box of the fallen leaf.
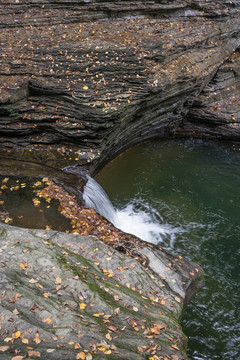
[160,298,166,306]
[33,332,41,344]
[79,303,87,310]
[0,346,9,352]
[22,338,29,344]
[13,331,21,339]
[107,325,118,333]
[76,352,86,359]
[27,351,41,357]
[3,337,12,343]
[83,86,88,90]
[8,293,22,303]
[46,349,55,353]
[133,306,138,312]
[19,262,28,269]
[55,277,62,285]
[11,356,24,360]
[29,278,38,284]
[42,316,52,324]
[13,308,19,315]
[43,292,51,298]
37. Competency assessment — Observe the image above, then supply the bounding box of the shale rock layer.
[0,1,239,171]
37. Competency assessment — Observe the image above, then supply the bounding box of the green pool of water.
[96,139,240,360]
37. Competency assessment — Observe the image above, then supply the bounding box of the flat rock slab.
[0,224,203,359]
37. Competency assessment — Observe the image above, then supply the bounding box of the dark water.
[96,139,240,360]
[0,176,71,231]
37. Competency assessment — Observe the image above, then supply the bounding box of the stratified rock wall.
[0,1,239,171]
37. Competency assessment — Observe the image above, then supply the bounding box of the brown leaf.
[129,318,139,327]
[27,351,41,357]
[8,293,22,303]
[11,357,24,360]
[107,324,118,333]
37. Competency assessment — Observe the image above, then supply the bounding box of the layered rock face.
[0,1,239,172]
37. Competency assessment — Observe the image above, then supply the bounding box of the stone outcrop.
[0,223,203,360]
[0,2,239,358]
[0,1,239,172]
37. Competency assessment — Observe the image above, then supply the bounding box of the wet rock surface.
[0,223,203,360]
[0,1,239,171]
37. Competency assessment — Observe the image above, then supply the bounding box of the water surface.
[96,139,240,360]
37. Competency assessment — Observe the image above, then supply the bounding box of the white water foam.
[83,176,178,246]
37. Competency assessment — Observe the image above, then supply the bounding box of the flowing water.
[92,139,240,360]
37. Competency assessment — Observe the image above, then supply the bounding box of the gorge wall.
[0,0,239,173]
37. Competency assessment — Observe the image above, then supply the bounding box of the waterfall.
[83,176,118,224]
[83,175,178,245]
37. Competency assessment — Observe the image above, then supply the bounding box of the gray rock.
[0,223,203,359]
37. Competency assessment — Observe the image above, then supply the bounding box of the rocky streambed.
[0,0,240,359]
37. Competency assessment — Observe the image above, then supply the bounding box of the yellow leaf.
[98,345,107,352]
[22,338,29,344]
[19,262,28,269]
[79,303,87,309]
[104,350,112,355]
[13,331,21,339]
[83,86,88,90]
